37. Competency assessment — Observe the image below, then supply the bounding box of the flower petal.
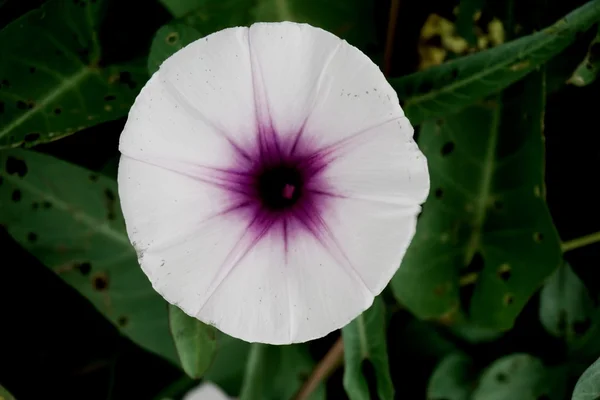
[196,221,373,344]
[321,118,429,204]
[118,73,243,176]
[122,26,258,164]
[246,22,341,146]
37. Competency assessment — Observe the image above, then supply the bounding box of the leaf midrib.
[2,171,130,247]
[0,67,93,141]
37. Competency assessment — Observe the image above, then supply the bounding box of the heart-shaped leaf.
[0,149,177,364]
[391,71,562,330]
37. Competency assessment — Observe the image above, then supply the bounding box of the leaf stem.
[383,0,401,76]
[239,343,268,400]
[562,231,600,252]
[293,337,344,400]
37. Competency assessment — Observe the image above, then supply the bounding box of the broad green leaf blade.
[473,354,567,400]
[539,262,597,345]
[391,71,562,330]
[204,332,251,396]
[239,344,324,400]
[0,0,147,148]
[342,297,394,400]
[147,23,203,75]
[169,304,217,379]
[159,0,205,17]
[572,356,600,400]
[390,0,600,124]
[568,25,600,87]
[0,385,16,400]
[0,149,177,364]
[427,353,475,400]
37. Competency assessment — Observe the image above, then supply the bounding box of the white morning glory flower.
[118,22,429,344]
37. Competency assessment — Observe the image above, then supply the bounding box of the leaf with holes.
[472,354,568,400]
[391,70,562,330]
[238,343,324,400]
[342,296,394,400]
[0,0,147,148]
[427,353,475,400]
[539,262,599,350]
[390,0,600,124]
[169,304,217,379]
[572,356,600,400]
[0,149,177,365]
[148,23,203,75]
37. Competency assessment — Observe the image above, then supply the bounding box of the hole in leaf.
[42,201,52,209]
[54,107,62,115]
[76,262,92,276]
[498,264,511,281]
[11,189,21,202]
[89,174,99,182]
[16,100,27,110]
[503,293,514,305]
[573,318,592,336]
[104,94,116,101]
[496,372,508,383]
[92,272,109,291]
[441,141,455,156]
[117,316,129,327]
[166,32,179,44]
[533,232,543,243]
[6,156,28,177]
[27,232,38,243]
[434,188,443,198]
[0,100,4,114]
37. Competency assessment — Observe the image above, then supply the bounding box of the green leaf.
[204,332,251,396]
[572,356,600,400]
[342,297,394,400]
[0,385,16,400]
[150,0,376,61]
[159,0,205,18]
[539,262,597,345]
[239,343,324,400]
[147,23,203,75]
[390,0,600,124]
[0,149,177,364]
[427,353,475,400]
[568,25,600,87]
[0,0,147,148]
[391,70,562,330]
[169,304,217,379]
[472,354,567,400]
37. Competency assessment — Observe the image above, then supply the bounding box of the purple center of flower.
[255,164,303,210]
